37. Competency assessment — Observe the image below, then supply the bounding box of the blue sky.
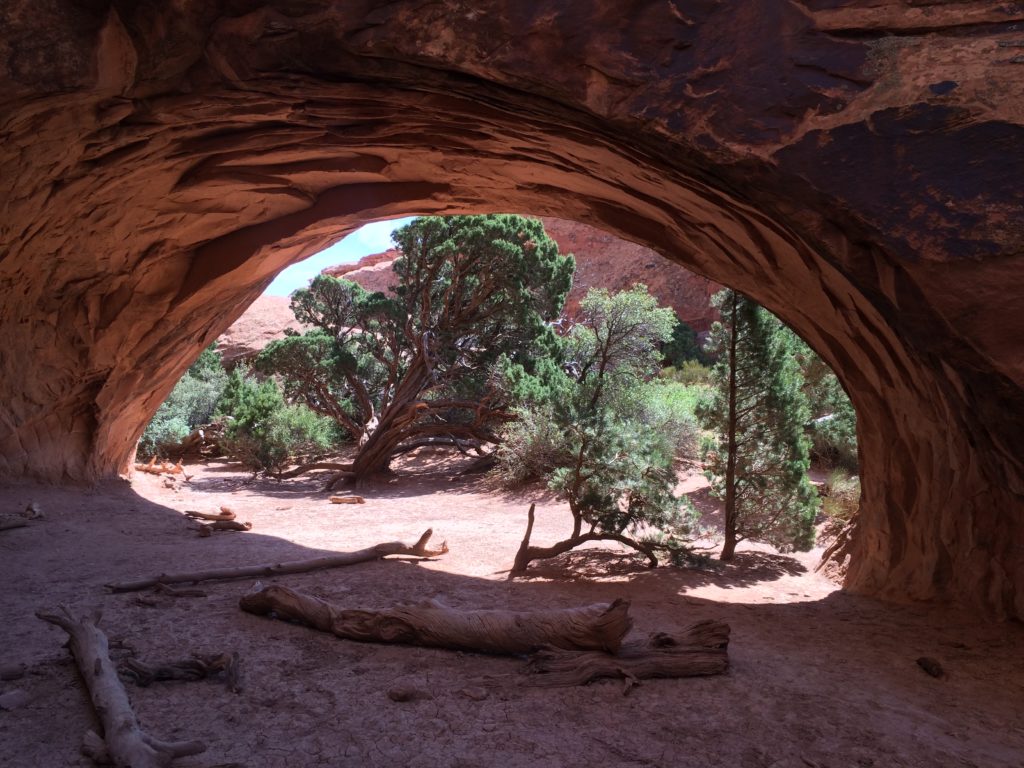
[264,217,415,296]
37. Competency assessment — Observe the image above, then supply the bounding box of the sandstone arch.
[1,2,1022,619]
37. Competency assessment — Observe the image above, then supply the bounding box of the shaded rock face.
[322,219,721,331]
[1,2,1022,619]
[216,295,305,365]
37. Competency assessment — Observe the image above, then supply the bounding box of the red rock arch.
[1,3,1022,618]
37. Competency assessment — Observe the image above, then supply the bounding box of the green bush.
[628,381,701,459]
[138,345,227,458]
[496,403,570,485]
[218,369,335,475]
[660,360,713,386]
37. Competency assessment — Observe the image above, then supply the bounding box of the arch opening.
[3,17,1022,619]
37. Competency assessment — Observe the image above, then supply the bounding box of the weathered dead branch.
[152,583,207,598]
[279,461,353,479]
[134,457,192,481]
[36,607,206,767]
[329,495,365,504]
[196,520,252,536]
[183,508,236,522]
[526,619,730,691]
[0,518,28,532]
[106,529,448,592]
[121,652,241,692]
[512,503,658,573]
[240,585,633,654]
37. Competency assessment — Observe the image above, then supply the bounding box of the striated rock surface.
[323,249,402,296]
[0,1,1022,619]
[216,295,305,364]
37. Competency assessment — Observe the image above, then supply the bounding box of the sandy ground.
[1,451,1022,768]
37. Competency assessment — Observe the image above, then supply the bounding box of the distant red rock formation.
[539,218,720,332]
[322,249,401,295]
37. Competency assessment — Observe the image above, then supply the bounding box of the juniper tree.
[257,214,573,484]
[500,285,698,572]
[697,290,817,560]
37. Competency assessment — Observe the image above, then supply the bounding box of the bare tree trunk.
[526,619,730,690]
[240,585,633,655]
[36,607,206,767]
[511,504,658,574]
[107,529,447,592]
[721,291,739,562]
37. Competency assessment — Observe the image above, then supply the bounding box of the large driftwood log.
[106,529,448,592]
[526,619,730,691]
[36,607,206,767]
[240,585,633,654]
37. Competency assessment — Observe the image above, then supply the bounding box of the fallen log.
[240,584,632,654]
[329,495,365,504]
[196,520,252,537]
[36,607,206,767]
[526,619,730,691]
[106,529,448,592]
[122,652,242,693]
[0,518,28,532]
[183,509,236,522]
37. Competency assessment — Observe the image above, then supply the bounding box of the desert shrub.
[496,402,571,485]
[628,381,701,459]
[218,370,335,475]
[660,359,713,386]
[821,470,861,524]
[138,345,227,458]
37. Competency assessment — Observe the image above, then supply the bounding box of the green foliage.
[697,290,818,555]
[499,285,696,558]
[662,319,707,367]
[138,344,227,458]
[785,333,858,471]
[660,359,713,386]
[217,368,335,475]
[632,381,701,459]
[257,214,574,477]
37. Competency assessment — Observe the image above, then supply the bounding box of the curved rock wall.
[0,2,1021,618]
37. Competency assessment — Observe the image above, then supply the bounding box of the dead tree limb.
[183,509,236,522]
[526,619,730,691]
[196,520,252,537]
[106,529,448,592]
[512,503,658,574]
[279,461,353,479]
[240,585,633,654]
[0,518,28,532]
[121,652,241,692]
[36,607,206,767]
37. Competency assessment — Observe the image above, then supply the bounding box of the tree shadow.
[508,548,807,594]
